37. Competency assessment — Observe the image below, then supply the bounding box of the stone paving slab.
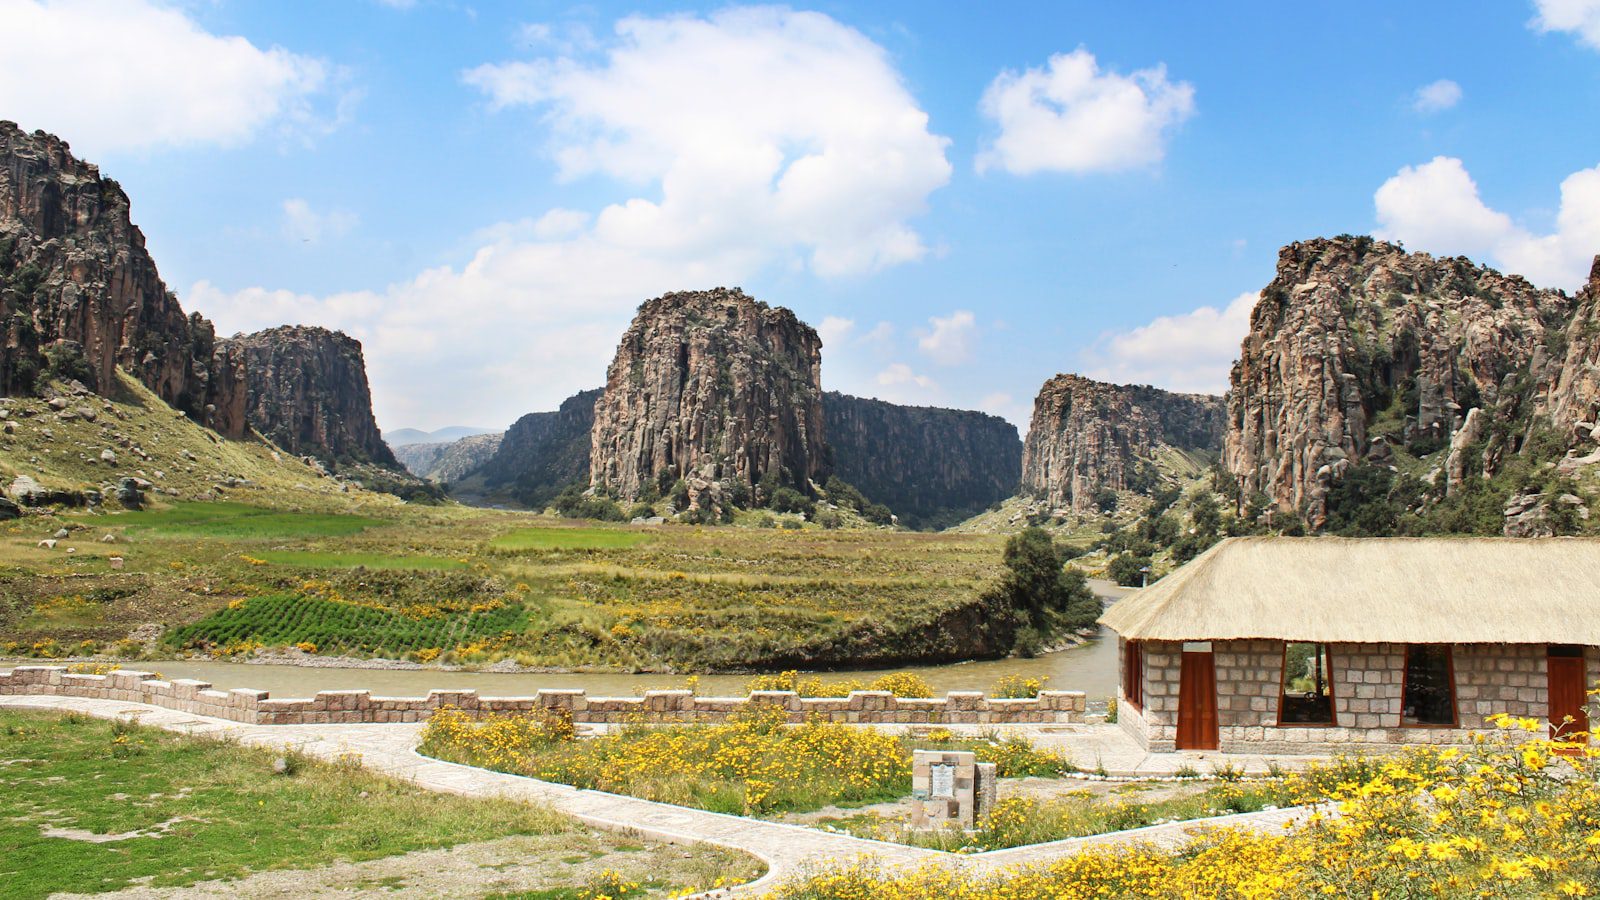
[1,695,1325,897]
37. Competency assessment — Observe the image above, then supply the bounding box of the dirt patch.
[41,816,195,843]
[770,776,1214,827]
[52,832,761,899]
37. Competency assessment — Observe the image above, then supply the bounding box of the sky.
[3,0,1600,433]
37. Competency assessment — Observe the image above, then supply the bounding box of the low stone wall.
[0,666,1086,727]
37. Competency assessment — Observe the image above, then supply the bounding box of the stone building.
[1100,537,1599,754]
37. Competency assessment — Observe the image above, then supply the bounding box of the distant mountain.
[394,432,504,483]
[384,426,496,447]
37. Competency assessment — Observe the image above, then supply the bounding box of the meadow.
[0,495,1018,672]
[0,709,758,899]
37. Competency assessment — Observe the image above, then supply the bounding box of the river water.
[5,583,1129,704]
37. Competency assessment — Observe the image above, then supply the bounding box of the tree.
[1108,552,1153,588]
[993,528,1101,643]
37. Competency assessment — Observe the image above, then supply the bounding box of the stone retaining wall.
[0,666,1086,726]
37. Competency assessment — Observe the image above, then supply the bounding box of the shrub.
[991,674,1047,699]
[1107,553,1153,587]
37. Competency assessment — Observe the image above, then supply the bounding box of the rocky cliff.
[1224,236,1574,528]
[0,122,244,435]
[1547,258,1600,442]
[1021,374,1224,513]
[224,326,398,468]
[590,289,826,509]
[393,432,504,484]
[822,392,1020,528]
[473,388,601,506]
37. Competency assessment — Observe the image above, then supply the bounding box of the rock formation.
[1546,257,1600,441]
[1224,236,1575,527]
[473,388,601,505]
[822,392,1020,528]
[1021,374,1223,513]
[223,326,397,468]
[393,432,503,484]
[0,122,244,435]
[589,289,827,506]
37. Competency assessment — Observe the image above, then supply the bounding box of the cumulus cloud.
[281,199,358,243]
[917,310,977,365]
[0,0,345,157]
[1531,0,1600,49]
[192,8,949,429]
[816,316,855,347]
[976,48,1194,175]
[463,6,951,276]
[1374,156,1600,290]
[871,362,939,403]
[1082,292,1257,395]
[1412,79,1462,113]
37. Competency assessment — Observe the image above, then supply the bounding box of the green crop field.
[252,550,470,571]
[489,526,657,552]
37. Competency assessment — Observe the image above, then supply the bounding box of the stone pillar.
[910,749,994,829]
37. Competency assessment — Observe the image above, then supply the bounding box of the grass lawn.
[0,709,759,899]
[114,501,383,539]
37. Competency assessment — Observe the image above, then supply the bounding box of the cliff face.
[475,388,600,505]
[1224,237,1573,527]
[590,289,827,503]
[0,122,244,435]
[1021,374,1224,512]
[393,432,504,484]
[823,392,1021,527]
[1547,258,1600,439]
[225,326,398,468]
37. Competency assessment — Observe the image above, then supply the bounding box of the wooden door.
[1177,649,1219,751]
[1548,655,1589,746]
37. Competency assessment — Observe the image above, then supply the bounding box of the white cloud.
[1531,0,1600,49]
[0,0,345,157]
[861,321,895,345]
[190,8,952,430]
[1412,79,1462,113]
[816,316,855,347]
[1374,156,1600,290]
[463,6,951,277]
[872,362,939,403]
[281,199,358,243]
[976,48,1194,176]
[1082,292,1257,395]
[917,310,978,365]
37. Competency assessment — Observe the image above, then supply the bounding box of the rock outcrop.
[393,432,503,484]
[0,122,244,435]
[1224,237,1574,527]
[822,392,1021,528]
[1546,257,1600,441]
[474,388,601,505]
[223,326,397,468]
[590,289,827,505]
[1021,374,1223,513]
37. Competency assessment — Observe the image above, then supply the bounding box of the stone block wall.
[1117,640,1589,754]
[0,666,1087,727]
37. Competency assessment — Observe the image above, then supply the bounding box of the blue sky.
[4,1,1600,431]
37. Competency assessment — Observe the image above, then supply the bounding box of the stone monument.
[910,749,995,829]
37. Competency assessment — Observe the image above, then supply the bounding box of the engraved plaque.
[930,763,955,799]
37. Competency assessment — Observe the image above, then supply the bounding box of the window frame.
[1276,640,1338,728]
[1121,638,1143,711]
[1400,643,1459,729]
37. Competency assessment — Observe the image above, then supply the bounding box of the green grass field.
[253,550,470,570]
[116,501,384,539]
[489,526,657,551]
[0,710,757,899]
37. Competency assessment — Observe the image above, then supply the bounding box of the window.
[1402,644,1457,726]
[1122,639,1143,710]
[1280,642,1335,725]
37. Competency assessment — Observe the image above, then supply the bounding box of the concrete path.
[1,695,1321,897]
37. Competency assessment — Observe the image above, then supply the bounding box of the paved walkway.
[1,695,1321,897]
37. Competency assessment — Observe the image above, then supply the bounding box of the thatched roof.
[1099,536,1600,644]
